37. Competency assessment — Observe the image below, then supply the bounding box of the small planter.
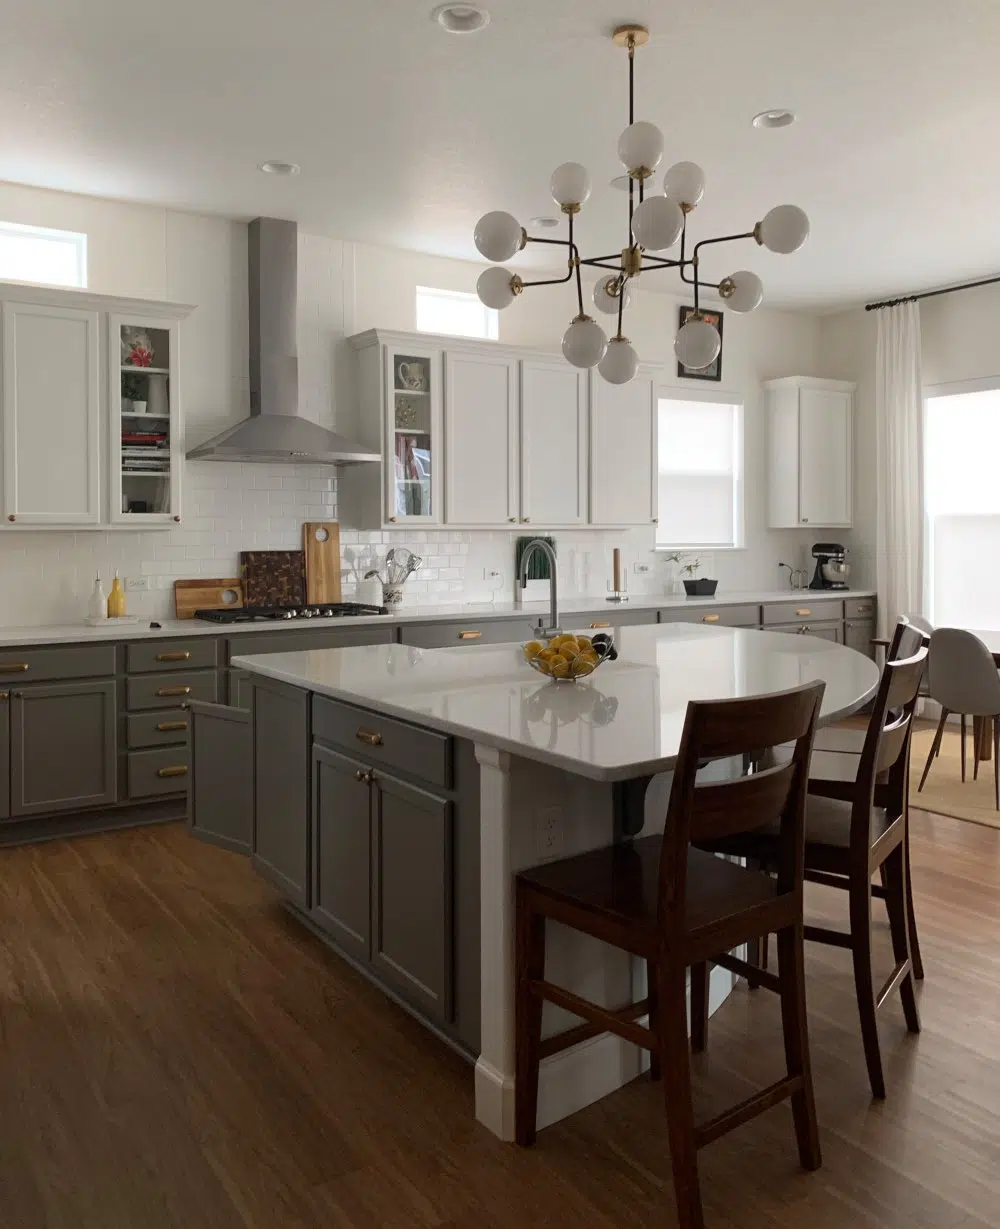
[683,578,719,597]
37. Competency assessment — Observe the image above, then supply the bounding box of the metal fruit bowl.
[522,630,617,683]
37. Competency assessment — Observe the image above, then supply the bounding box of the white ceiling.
[2,0,999,310]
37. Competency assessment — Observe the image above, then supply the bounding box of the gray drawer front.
[229,626,395,657]
[400,619,535,649]
[660,604,760,628]
[845,597,876,620]
[0,643,115,683]
[574,610,657,630]
[768,621,842,644]
[127,708,190,749]
[761,600,844,625]
[127,670,219,711]
[128,746,190,798]
[127,638,219,674]
[313,696,452,789]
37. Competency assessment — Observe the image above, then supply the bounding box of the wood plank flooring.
[1,812,999,1228]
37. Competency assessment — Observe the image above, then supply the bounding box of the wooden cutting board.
[303,521,342,605]
[173,578,244,620]
[240,551,306,608]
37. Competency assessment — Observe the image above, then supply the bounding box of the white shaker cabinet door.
[798,387,852,527]
[589,372,657,526]
[1,301,102,525]
[520,358,587,526]
[444,351,518,525]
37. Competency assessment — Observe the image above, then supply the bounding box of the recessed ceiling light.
[752,109,795,130]
[431,3,490,34]
[529,216,559,229]
[258,161,300,176]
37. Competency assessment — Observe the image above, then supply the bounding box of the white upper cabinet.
[1,301,101,525]
[766,377,854,529]
[445,350,518,525]
[589,369,657,527]
[519,357,587,526]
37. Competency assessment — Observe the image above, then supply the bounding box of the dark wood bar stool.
[514,682,825,1229]
[698,643,927,1101]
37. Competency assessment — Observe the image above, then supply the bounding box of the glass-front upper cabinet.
[384,342,441,524]
[110,314,182,525]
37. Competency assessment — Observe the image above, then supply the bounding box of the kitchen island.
[208,622,879,1141]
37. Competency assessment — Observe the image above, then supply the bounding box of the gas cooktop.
[194,602,388,623]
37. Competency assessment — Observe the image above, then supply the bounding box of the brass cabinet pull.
[355,768,374,785]
[156,685,191,697]
[156,765,188,779]
[590,621,611,629]
[0,663,29,673]
[795,608,812,617]
[356,728,383,747]
[156,651,191,662]
[459,630,482,640]
[702,614,720,623]
[156,720,188,732]
[856,605,873,615]
[0,691,7,700]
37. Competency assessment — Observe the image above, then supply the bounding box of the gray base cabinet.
[312,746,372,963]
[0,694,8,819]
[188,700,252,855]
[845,619,877,659]
[252,677,310,908]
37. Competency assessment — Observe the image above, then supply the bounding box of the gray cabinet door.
[845,619,876,659]
[372,773,453,1023]
[9,680,116,817]
[252,677,310,908]
[312,745,372,963]
[0,693,8,819]
[188,700,252,855]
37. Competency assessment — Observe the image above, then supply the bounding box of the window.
[656,393,744,548]
[416,286,498,340]
[0,221,87,288]
[924,380,1000,626]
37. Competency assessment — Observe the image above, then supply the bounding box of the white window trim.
[653,385,746,551]
[415,285,498,341]
[0,220,88,288]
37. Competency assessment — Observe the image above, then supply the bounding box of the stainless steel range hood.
[187,218,380,465]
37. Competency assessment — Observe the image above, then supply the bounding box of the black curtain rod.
[865,272,1000,311]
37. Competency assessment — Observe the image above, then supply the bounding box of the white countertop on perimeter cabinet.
[0,589,875,649]
[233,623,881,782]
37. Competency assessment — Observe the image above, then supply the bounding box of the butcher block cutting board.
[240,550,306,608]
[303,521,342,605]
[174,578,244,620]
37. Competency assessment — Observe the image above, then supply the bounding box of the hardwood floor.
[1,812,999,1228]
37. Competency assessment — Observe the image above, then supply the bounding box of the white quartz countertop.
[233,623,880,782]
[0,588,875,648]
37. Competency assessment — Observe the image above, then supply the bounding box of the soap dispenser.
[107,573,126,619]
[88,575,107,622]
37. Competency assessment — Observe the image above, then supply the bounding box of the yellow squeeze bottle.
[107,573,126,618]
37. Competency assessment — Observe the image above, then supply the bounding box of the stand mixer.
[808,542,851,591]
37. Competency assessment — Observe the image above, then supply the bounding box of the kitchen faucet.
[518,539,561,639]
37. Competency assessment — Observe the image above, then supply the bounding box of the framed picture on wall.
[676,305,724,382]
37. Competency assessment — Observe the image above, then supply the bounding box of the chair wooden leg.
[918,708,948,791]
[690,962,709,1054]
[655,956,705,1229]
[776,924,822,1171]
[974,716,982,781]
[994,716,1000,811]
[904,821,924,981]
[882,845,920,1035]
[961,714,967,782]
[647,959,661,1080]
[514,885,546,1146]
[849,879,886,1100]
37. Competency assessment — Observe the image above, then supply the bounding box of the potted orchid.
[681,557,718,598]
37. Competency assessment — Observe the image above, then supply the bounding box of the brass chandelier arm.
[518,233,582,291]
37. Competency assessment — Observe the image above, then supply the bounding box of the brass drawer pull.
[856,605,872,615]
[156,651,191,662]
[795,608,812,617]
[355,768,374,785]
[156,686,191,697]
[356,729,383,747]
[156,765,188,779]
[156,720,188,732]
[0,691,7,700]
[459,630,482,640]
[590,621,611,629]
[702,614,720,623]
[0,663,29,673]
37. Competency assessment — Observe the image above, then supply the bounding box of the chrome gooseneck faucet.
[518,539,561,639]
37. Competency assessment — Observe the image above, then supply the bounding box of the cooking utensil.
[174,578,245,619]
[302,521,342,605]
[240,551,306,608]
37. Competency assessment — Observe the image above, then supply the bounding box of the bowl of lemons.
[522,630,617,682]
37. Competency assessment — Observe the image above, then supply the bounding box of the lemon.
[560,642,580,661]
[549,634,568,648]
[572,658,595,678]
[550,657,570,679]
[537,647,555,661]
[523,640,544,661]
[533,656,552,675]
[577,636,593,650]
[579,650,599,666]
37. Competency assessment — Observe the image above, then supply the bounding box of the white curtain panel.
[875,301,924,637]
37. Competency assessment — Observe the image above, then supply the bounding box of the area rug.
[909,723,1000,830]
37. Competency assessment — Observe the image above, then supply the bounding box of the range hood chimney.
[187,217,379,465]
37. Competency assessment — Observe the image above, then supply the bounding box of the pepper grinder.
[607,547,629,603]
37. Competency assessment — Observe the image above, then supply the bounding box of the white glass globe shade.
[550,162,591,209]
[663,161,706,209]
[476,267,517,310]
[722,269,764,313]
[675,318,721,371]
[631,196,684,251]
[593,276,632,315]
[617,121,664,175]
[758,204,810,254]
[598,337,639,385]
[474,211,523,262]
[561,316,608,369]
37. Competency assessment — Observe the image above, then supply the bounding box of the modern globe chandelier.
[473,23,810,383]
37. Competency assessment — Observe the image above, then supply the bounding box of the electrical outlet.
[633,562,651,575]
[125,576,151,592]
[538,805,562,860]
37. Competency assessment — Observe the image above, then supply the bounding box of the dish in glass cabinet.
[523,631,618,682]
